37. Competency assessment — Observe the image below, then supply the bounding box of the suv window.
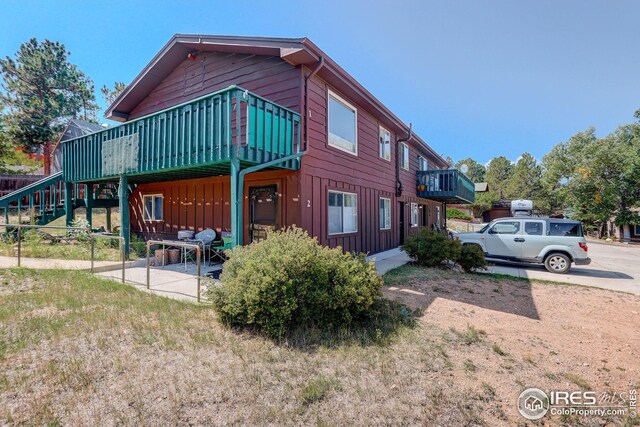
[491,221,520,235]
[548,222,582,237]
[524,221,543,236]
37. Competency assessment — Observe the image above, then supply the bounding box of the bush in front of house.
[458,244,488,272]
[402,229,487,272]
[446,207,472,221]
[401,229,461,267]
[208,227,383,338]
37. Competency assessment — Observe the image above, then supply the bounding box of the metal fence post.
[196,247,201,303]
[121,237,125,284]
[146,241,150,290]
[17,226,21,267]
[18,226,22,267]
[90,237,95,273]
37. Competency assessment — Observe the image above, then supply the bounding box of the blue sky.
[1,0,639,164]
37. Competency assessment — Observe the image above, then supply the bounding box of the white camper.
[511,199,533,217]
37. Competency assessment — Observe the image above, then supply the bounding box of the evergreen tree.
[0,38,98,164]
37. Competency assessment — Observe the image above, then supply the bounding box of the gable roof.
[475,182,489,192]
[106,34,447,166]
[51,118,106,155]
[59,119,105,141]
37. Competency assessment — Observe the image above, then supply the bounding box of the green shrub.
[458,244,487,272]
[446,207,472,221]
[402,229,461,267]
[208,227,382,338]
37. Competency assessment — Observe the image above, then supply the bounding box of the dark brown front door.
[249,185,278,243]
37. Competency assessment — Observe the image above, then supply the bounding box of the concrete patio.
[94,248,412,303]
[6,241,638,302]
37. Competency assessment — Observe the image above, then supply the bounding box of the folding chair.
[210,236,233,265]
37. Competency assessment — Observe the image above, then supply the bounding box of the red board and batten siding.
[299,71,445,254]
[124,52,304,245]
[130,169,300,243]
[128,52,302,119]
[123,51,445,254]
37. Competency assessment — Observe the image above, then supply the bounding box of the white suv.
[454,218,591,273]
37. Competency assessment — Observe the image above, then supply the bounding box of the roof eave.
[104,34,448,166]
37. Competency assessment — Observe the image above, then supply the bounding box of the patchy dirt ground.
[0,267,638,426]
[385,266,640,426]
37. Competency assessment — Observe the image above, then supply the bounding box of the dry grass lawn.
[0,266,638,426]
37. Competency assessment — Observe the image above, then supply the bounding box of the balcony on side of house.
[416,169,475,204]
[61,85,302,183]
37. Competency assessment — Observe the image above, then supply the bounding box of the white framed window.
[400,142,409,170]
[328,90,357,155]
[379,126,391,161]
[142,194,163,221]
[418,156,428,171]
[379,197,391,230]
[328,190,358,235]
[410,202,418,227]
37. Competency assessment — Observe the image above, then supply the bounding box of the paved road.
[485,240,640,294]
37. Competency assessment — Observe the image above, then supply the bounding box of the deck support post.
[106,207,112,232]
[118,175,130,257]
[64,182,73,226]
[29,193,34,224]
[85,183,93,227]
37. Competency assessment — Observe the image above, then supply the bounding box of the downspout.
[395,123,412,197]
[234,150,308,246]
[304,57,324,150]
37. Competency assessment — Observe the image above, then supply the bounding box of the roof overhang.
[105,34,319,122]
[105,34,448,167]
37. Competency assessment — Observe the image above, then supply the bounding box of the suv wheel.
[544,253,571,274]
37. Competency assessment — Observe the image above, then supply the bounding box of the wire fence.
[145,240,203,302]
[0,224,217,302]
[0,224,126,283]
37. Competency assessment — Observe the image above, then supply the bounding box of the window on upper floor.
[142,194,163,221]
[328,90,357,155]
[400,142,409,170]
[379,126,391,161]
[328,190,358,235]
[418,156,428,171]
[379,197,391,230]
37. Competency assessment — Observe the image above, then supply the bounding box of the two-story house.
[0,34,474,255]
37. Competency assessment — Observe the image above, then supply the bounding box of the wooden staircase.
[0,172,120,225]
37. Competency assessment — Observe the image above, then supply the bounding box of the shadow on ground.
[223,297,419,352]
[384,264,541,320]
[488,259,634,280]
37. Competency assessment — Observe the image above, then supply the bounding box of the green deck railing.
[62,85,302,183]
[0,172,66,224]
[0,172,121,225]
[416,169,475,203]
